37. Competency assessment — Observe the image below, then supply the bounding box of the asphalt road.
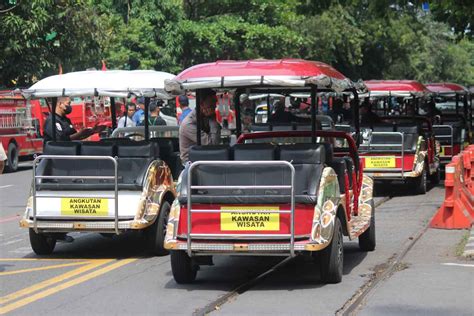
[0,163,472,315]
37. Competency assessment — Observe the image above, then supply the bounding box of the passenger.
[117,103,137,128]
[143,100,167,126]
[425,100,442,123]
[179,89,221,163]
[239,94,253,132]
[132,96,146,125]
[341,99,353,122]
[43,96,105,143]
[360,99,381,126]
[178,95,192,125]
[270,98,293,123]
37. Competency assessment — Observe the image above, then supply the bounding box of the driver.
[179,89,221,163]
[43,97,105,143]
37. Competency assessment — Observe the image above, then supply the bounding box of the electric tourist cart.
[19,70,181,256]
[164,59,376,284]
[425,83,471,167]
[360,80,440,194]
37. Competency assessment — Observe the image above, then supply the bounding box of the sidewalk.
[463,226,474,258]
[359,227,474,315]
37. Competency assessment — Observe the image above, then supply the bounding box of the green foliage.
[0,0,105,87]
[0,0,473,87]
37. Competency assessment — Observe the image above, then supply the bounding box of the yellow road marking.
[0,258,137,314]
[0,259,112,305]
[0,258,102,262]
[0,262,89,276]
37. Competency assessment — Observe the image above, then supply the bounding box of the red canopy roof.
[166,59,357,94]
[175,59,348,80]
[365,80,429,93]
[425,83,468,95]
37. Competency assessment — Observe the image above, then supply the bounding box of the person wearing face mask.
[43,97,105,143]
[179,89,220,163]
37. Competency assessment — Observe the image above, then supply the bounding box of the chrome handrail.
[433,125,454,158]
[186,160,296,257]
[32,155,119,234]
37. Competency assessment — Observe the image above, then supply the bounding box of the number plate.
[61,198,108,216]
[221,206,280,231]
[365,156,396,168]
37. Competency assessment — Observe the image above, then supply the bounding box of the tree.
[0,0,105,87]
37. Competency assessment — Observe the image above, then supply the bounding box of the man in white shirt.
[118,103,137,128]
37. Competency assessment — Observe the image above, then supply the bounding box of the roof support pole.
[196,90,202,146]
[310,86,317,144]
[352,89,360,147]
[455,93,459,116]
[234,91,241,137]
[144,97,150,141]
[110,97,117,130]
[266,94,271,120]
[51,97,57,142]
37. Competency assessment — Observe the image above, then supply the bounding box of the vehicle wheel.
[145,201,171,256]
[319,217,343,284]
[170,250,197,284]
[29,229,56,255]
[413,165,427,194]
[5,143,19,173]
[429,167,441,186]
[359,200,376,251]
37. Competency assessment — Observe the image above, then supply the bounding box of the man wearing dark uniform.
[43,97,104,143]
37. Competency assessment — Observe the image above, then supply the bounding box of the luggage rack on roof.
[185,160,296,257]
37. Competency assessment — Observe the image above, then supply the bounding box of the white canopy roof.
[22,70,175,99]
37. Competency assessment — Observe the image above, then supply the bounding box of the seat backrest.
[150,138,173,160]
[271,124,294,131]
[233,143,276,160]
[80,142,116,156]
[396,124,420,134]
[372,124,395,132]
[117,141,158,158]
[279,144,325,164]
[43,141,80,155]
[251,124,271,132]
[189,145,230,161]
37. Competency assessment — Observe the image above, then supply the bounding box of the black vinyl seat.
[179,143,327,204]
[151,138,182,180]
[366,123,421,153]
[250,124,272,132]
[36,141,158,191]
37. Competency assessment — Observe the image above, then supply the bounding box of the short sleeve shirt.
[43,113,77,143]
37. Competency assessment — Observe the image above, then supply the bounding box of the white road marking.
[0,185,13,189]
[2,239,23,246]
[441,263,474,268]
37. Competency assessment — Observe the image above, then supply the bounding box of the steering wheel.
[125,133,145,141]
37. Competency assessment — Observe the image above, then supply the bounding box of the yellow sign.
[221,206,280,231]
[440,146,446,157]
[61,198,108,216]
[365,156,396,168]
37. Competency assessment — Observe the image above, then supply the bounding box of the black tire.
[429,167,441,186]
[5,143,18,173]
[145,201,171,256]
[319,217,343,284]
[29,229,56,255]
[413,165,427,194]
[170,250,197,284]
[359,200,376,251]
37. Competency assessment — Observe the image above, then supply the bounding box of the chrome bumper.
[19,217,153,233]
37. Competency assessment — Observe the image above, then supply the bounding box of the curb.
[463,226,474,258]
